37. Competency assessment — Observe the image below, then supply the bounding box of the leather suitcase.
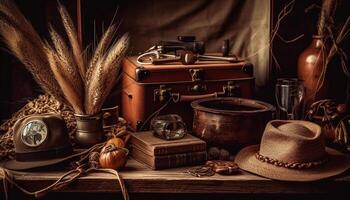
[121,56,255,131]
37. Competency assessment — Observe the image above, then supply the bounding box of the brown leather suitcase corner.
[120,56,255,131]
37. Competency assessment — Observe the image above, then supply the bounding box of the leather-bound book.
[130,131,206,156]
[131,145,207,170]
[130,131,207,170]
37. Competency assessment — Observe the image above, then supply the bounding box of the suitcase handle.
[172,92,225,102]
[155,81,241,103]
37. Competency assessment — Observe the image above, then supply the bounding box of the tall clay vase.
[298,35,329,108]
[74,113,104,146]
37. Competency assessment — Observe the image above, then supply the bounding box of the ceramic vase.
[297,35,329,108]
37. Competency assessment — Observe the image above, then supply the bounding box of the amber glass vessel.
[297,35,329,108]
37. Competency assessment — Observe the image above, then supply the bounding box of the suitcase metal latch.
[154,85,172,102]
[189,69,205,82]
[189,84,207,92]
[223,81,241,97]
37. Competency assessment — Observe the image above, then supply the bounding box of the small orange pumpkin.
[106,137,125,148]
[99,143,128,170]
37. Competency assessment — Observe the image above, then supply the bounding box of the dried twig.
[326,15,350,66]
[317,0,336,37]
[244,0,297,65]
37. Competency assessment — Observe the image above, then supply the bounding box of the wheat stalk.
[99,33,129,105]
[102,33,129,77]
[58,1,86,80]
[85,34,129,115]
[0,18,64,101]
[85,58,104,115]
[0,0,42,50]
[49,26,84,110]
[86,24,117,86]
[0,1,129,116]
[45,44,84,114]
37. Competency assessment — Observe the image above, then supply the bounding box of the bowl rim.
[191,97,275,115]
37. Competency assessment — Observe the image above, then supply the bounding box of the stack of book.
[130,131,207,170]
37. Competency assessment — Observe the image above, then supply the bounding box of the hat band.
[15,146,73,162]
[255,152,328,169]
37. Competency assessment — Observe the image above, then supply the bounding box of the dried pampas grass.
[0,1,129,115]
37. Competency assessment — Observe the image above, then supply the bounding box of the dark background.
[1,0,349,122]
[1,0,350,199]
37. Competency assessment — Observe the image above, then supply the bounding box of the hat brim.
[2,149,87,171]
[235,145,350,182]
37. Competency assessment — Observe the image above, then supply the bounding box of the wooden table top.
[6,159,350,194]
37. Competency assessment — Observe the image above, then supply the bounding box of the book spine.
[154,151,207,170]
[153,143,206,156]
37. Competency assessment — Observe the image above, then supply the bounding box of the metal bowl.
[191,97,275,151]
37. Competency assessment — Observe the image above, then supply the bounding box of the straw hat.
[235,120,350,181]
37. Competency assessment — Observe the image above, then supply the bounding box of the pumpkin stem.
[102,144,128,154]
[102,144,117,153]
